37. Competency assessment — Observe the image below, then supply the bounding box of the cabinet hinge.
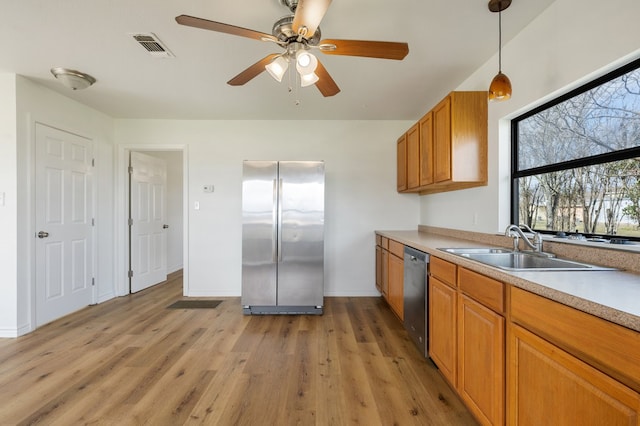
[128,270,133,278]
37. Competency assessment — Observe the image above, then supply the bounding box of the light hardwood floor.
[0,271,477,425]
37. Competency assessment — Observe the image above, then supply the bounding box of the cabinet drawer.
[510,286,640,393]
[430,257,456,287]
[381,237,389,250]
[458,267,504,314]
[388,240,404,258]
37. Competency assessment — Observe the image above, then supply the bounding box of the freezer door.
[241,161,278,306]
[277,161,325,307]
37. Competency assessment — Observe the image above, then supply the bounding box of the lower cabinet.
[429,258,505,426]
[458,294,504,426]
[387,250,404,320]
[375,235,404,320]
[429,275,457,386]
[509,323,640,425]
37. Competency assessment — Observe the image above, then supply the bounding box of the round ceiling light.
[50,67,96,90]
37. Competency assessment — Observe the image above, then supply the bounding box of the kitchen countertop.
[377,230,640,332]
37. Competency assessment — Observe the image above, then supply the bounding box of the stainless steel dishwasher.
[403,246,429,357]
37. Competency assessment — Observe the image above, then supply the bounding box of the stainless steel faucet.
[505,224,543,252]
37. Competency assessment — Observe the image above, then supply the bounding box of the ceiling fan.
[175,0,409,97]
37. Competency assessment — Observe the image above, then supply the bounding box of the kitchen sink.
[439,248,617,271]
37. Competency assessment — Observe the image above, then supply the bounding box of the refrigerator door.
[241,161,278,306]
[277,161,325,308]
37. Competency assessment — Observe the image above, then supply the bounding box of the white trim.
[115,144,188,296]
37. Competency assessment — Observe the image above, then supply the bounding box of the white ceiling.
[1,0,555,120]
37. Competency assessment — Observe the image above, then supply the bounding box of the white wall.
[0,75,18,336]
[420,0,640,234]
[114,120,419,297]
[0,77,116,336]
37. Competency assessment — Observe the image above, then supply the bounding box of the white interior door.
[35,124,94,326]
[130,151,167,293]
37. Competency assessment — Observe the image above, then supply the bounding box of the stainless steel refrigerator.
[241,160,325,315]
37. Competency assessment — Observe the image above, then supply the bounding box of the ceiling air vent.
[131,33,174,58]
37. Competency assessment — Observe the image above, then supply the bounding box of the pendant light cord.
[498,9,502,73]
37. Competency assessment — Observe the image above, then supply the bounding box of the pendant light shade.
[488,0,512,101]
[489,72,512,101]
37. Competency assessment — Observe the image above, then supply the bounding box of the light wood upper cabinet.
[397,91,487,194]
[397,134,407,192]
[406,123,420,190]
[419,111,434,187]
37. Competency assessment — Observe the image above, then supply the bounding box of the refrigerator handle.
[278,178,283,262]
[272,178,278,263]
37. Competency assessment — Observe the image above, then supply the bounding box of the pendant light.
[488,0,512,101]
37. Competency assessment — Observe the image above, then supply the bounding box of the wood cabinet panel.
[429,276,457,387]
[381,249,389,298]
[388,239,404,259]
[375,245,382,293]
[388,250,404,320]
[397,134,407,192]
[458,294,505,426]
[458,267,504,314]
[406,123,420,190]
[433,95,452,183]
[511,286,640,393]
[509,324,640,425]
[419,111,434,187]
[430,256,457,287]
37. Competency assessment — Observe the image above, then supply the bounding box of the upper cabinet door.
[397,134,407,192]
[419,111,434,187]
[406,123,420,190]
[433,96,452,183]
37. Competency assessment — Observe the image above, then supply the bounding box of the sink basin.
[439,248,616,271]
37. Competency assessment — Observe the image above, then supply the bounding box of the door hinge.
[92,158,95,167]
[128,166,133,174]
[128,218,133,226]
[91,277,95,286]
[92,218,95,226]
[128,270,133,278]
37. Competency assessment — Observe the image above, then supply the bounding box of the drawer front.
[381,237,389,250]
[510,286,640,394]
[388,239,405,259]
[430,256,457,287]
[458,267,504,314]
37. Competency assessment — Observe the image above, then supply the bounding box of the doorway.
[117,146,187,296]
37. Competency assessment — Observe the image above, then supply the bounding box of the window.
[512,58,640,241]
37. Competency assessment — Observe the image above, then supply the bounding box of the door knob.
[37,231,49,238]
[163,224,169,229]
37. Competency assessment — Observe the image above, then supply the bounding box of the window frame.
[510,57,640,241]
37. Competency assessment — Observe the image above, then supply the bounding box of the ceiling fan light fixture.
[295,50,318,76]
[300,72,319,87]
[265,55,289,82]
[488,0,512,102]
[50,67,96,90]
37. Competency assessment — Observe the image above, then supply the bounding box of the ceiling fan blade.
[292,0,332,39]
[319,39,409,60]
[314,59,340,97]
[227,54,281,86]
[176,15,278,42]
